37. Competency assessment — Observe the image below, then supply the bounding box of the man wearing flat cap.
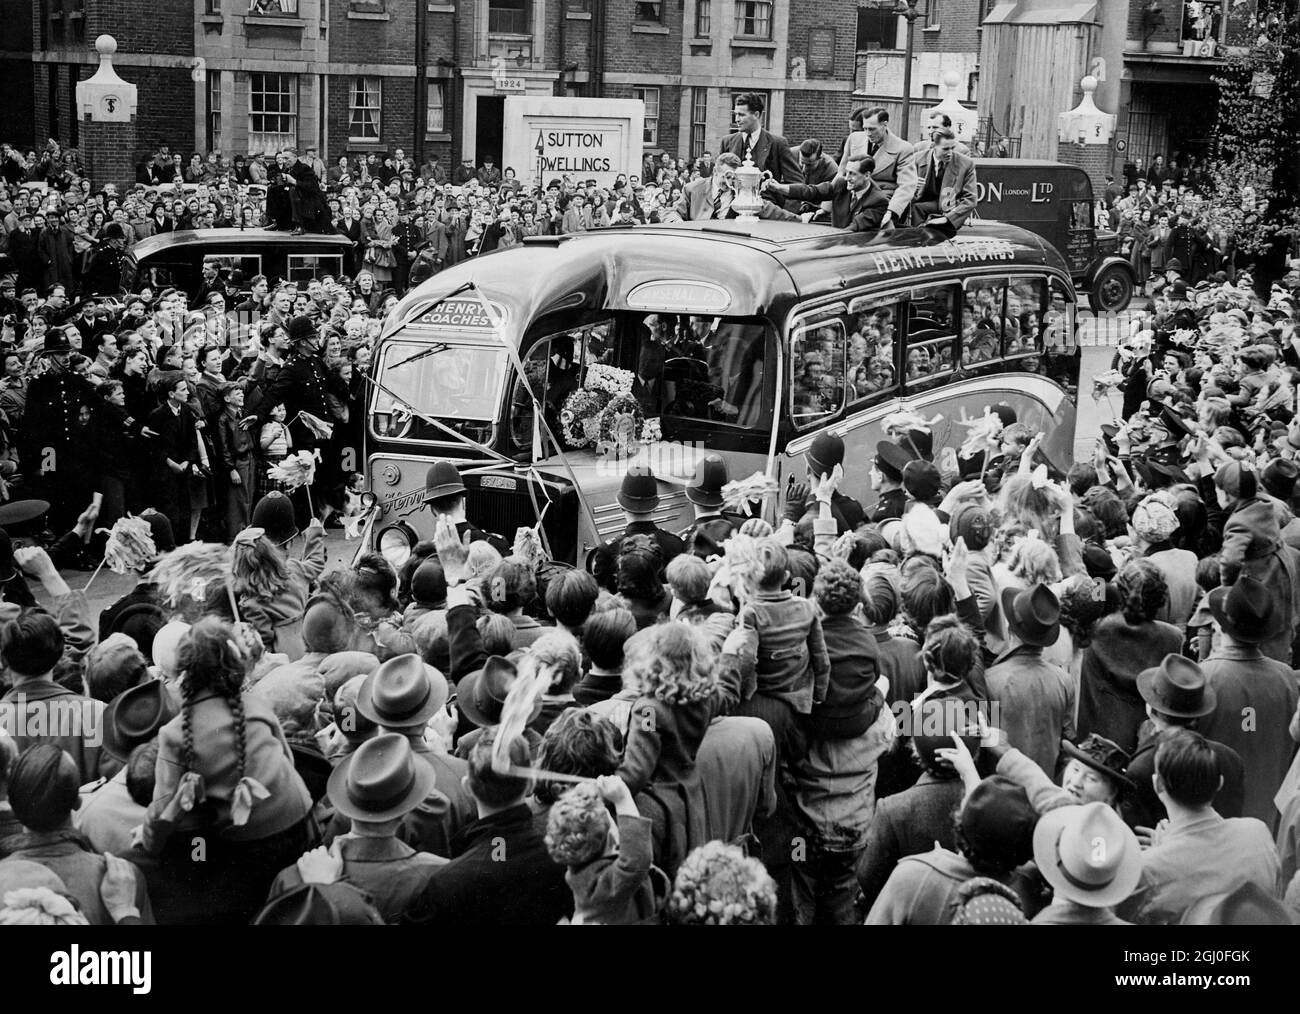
[591,464,686,592]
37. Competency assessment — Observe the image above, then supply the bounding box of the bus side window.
[1005,276,1047,360]
[846,296,900,406]
[960,278,1006,369]
[905,282,959,390]
[790,319,847,428]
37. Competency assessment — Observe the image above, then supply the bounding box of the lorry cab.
[972,159,1136,312]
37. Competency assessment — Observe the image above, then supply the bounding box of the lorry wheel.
[1089,265,1135,313]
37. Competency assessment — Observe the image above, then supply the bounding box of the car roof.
[129,228,356,261]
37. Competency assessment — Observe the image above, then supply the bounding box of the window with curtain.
[690,87,709,159]
[207,71,223,153]
[426,81,446,134]
[633,86,660,145]
[695,0,711,35]
[635,1,663,22]
[734,1,772,39]
[489,0,531,33]
[248,72,298,153]
[349,76,382,141]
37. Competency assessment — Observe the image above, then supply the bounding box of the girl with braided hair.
[139,616,315,923]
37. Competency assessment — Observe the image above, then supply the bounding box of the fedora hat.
[1062,733,1136,794]
[102,678,179,762]
[685,454,728,509]
[1032,802,1143,908]
[423,460,466,502]
[616,465,660,513]
[1180,880,1295,926]
[326,732,438,822]
[456,654,541,729]
[1137,654,1216,719]
[1208,575,1286,645]
[1000,584,1061,648]
[355,653,448,729]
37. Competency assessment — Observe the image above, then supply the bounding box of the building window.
[695,0,711,36]
[249,72,298,153]
[633,86,660,145]
[926,0,940,26]
[489,0,530,33]
[566,0,591,10]
[1180,0,1223,45]
[349,76,382,141]
[922,83,939,99]
[690,86,708,159]
[635,1,662,22]
[426,81,446,134]
[734,1,772,39]
[856,8,902,50]
[207,70,223,153]
[205,0,221,13]
[248,0,299,13]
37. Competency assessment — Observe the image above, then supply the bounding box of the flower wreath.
[558,387,612,449]
[595,394,645,456]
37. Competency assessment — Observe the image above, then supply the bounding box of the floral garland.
[558,388,611,449]
[595,394,645,456]
[585,364,635,397]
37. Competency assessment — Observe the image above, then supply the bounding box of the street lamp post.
[862,0,925,138]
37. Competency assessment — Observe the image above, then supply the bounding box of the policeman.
[869,440,915,523]
[679,454,740,559]
[82,221,129,297]
[591,465,686,592]
[422,459,509,554]
[261,315,349,523]
[802,431,864,533]
[21,329,98,532]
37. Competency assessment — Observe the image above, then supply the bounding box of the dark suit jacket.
[856,773,964,910]
[720,128,803,210]
[782,178,889,232]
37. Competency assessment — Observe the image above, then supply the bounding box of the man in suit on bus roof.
[719,92,804,213]
[853,107,918,233]
[908,128,978,238]
[662,153,800,223]
[763,155,889,232]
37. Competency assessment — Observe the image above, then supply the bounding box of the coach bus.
[363,220,1080,568]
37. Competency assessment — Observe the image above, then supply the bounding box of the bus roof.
[129,228,357,262]
[386,220,1068,337]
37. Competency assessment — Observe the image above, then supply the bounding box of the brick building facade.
[12,1,985,180]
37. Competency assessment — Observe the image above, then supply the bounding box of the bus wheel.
[1089,265,1134,313]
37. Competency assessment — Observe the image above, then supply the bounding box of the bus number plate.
[480,476,518,491]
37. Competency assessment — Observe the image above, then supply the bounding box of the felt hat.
[1137,653,1216,719]
[355,653,449,729]
[806,431,845,477]
[1000,584,1061,648]
[958,775,1036,869]
[1180,881,1295,926]
[326,732,439,822]
[457,654,540,729]
[1262,458,1300,501]
[1032,802,1143,908]
[685,454,728,509]
[902,460,942,503]
[102,678,179,763]
[1208,575,1286,645]
[106,603,167,662]
[949,502,991,552]
[1062,733,1136,793]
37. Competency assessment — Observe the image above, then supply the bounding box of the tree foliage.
[1206,0,1300,258]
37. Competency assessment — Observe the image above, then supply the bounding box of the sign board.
[808,28,836,78]
[413,297,508,330]
[495,77,527,94]
[503,97,645,192]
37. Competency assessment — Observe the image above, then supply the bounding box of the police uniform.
[867,440,916,524]
[805,431,865,534]
[82,242,127,296]
[678,454,740,559]
[590,465,686,592]
[21,348,97,531]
